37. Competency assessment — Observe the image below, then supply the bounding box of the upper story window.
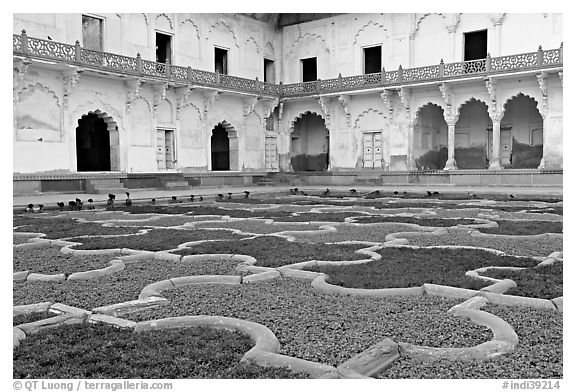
[82,15,103,51]
[156,32,172,64]
[464,29,488,61]
[215,47,228,74]
[264,58,275,83]
[363,45,382,74]
[301,57,317,82]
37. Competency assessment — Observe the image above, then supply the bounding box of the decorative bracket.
[558,71,563,87]
[536,71,549,117]
[318,96,331,128]
[152,82,169,118]
[263,97,279,119]
[203,90,220,120]
[489,13,506,26]
[175,85,195,120]
[338,94,351,127]
[484,77,502,120]
[398,87,411,120]
[14,58,31,81]
[126,78,144,113]
[242,96,259,126]
[380,89,394,117]
[438,82,453,107]
[62,67,83,109]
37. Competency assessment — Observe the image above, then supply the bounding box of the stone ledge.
[243,270,281,284]
[337,338,399,377]
[88,313,137,329]
[13,271,31,283]
[50,303,92,316]
[17,313,87,335]
[480,279,517,294]
[170,275,241,287]
[13,327,26,348]
[92,296,169,317]
[312,275,424,297]
[13,302,53,316]
[552,297,563,312]
[480,291,556,309]
[27,272,66,282]
[423,283,480,299]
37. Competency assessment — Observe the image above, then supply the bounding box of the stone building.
[13,13,563,194]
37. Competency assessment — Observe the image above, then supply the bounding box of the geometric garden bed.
[13,192,563,379]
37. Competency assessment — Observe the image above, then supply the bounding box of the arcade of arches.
[290,112,330,171]
[413,94,543,170]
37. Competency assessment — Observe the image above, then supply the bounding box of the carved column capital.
[489,13,506,26]
[558,71,563,87]
[14,58,32,81]
[536,72,549,118]
[438,82,453,107]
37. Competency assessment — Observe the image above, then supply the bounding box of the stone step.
[86,178,128,194]
[89,187,129,195]
[163,181,190,189]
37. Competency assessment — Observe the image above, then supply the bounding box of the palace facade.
[13,13,563,193]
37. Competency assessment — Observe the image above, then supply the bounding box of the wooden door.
[165,130,175,169]
[265,136,278,171]
[156,130,166,170]
[363,132,382,168]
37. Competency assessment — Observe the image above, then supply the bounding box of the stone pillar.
[406,120,417,170]
[538,114,551,169]
[278,130,292,172]
[447,27,457,63]
[444,116,458,170]
[489,116,503,170]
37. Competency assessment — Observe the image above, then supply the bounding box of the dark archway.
[76,113,111,171]
[211,124,230,170]
[413,103,448,170]
[290,112,329,171]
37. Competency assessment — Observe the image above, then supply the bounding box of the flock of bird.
[21,188,517,213]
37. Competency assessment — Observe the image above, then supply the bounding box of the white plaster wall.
[242,112,265,169]
[412,14,450,66]
[500,14,563,53]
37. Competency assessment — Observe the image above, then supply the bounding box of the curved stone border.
[134,315,367,379]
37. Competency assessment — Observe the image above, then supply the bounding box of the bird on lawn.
[509,194,515,199]
[75,198,83,210]
[68,201,77,210]
[125,192,132,207]
[393,191,399,195]
[38,204,44,213]
[217,194,224,200]
[349,189,357,195]
[57,202,65,211]
[426,191,433,197]
[151,198,156,205]
[322,188,330,196]
[199,196,203,202]
[87,199,94,210]
[300,190,308,196]
[244,191,250,198]
[190,195,195,202]
[107,194,116,207]
[432,191,439,196]
[47,36,52,40]
[227,192,233,199]
[171,196,181,203]
[25,204,34,213]
[289,188,295,195]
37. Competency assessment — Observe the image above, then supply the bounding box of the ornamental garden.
[13,190,562,379]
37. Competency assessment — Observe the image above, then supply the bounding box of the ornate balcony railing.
[13,30,562,100]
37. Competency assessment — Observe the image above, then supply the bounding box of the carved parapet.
[338,94,351,127]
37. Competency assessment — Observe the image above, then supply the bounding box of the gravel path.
[398,231,562,257]
[13,257,243,309]
[127,278,492,367]
[381,304,562,378]
[13,247,121,274]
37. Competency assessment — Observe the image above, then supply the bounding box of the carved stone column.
[536,72,550,169]
[489,113,504,170]
[407,119,417,170]
[489,14,506,57]
[444,113,458,170]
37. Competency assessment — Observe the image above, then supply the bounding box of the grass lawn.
[13,311,56,326]
[13,247,120,274]
[476,220,563,235]
[14,216,140,238]
[13,323,308,379]
[307,247,538,291]
[69,229,248,252]
[173,236,370,267]
[481,264,562,299]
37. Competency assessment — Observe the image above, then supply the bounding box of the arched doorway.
[501,94,543,168]
[76,113,111,171]
[413,103,448,170]
[211,124,230,170]
[290,112,329,171]
[454,98,491,169]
